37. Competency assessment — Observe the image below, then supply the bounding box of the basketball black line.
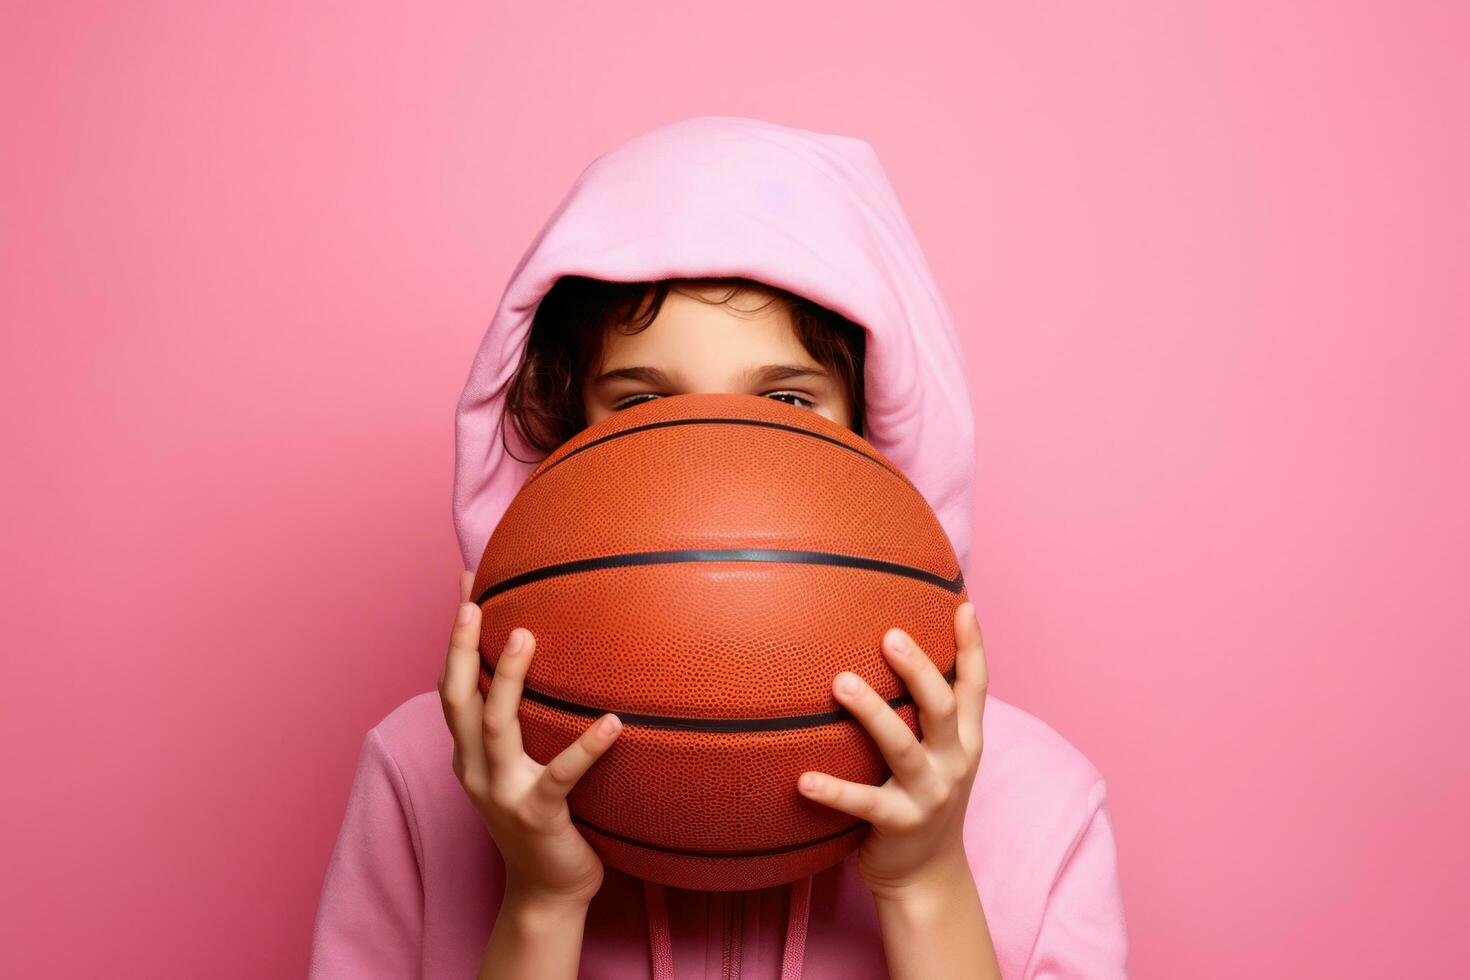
[571,812,866,859]
[474,548,965,605]
[525,416,916,492]
[479,656,958,732]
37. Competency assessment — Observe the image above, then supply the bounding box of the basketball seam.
[474,547,965,605]
[482,658,958,731]
[527,416,918,492]
[571,812,866,858]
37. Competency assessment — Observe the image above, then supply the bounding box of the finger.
[951,602,989,753]
[832,669,940,794]
[797,769,896,824]
[440,599,491,794]
[439,571,476,691]
[482,627,534,771]
[532,712,623,808]
[882,627,961,755]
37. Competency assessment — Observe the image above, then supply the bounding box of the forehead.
[604,289,805,358]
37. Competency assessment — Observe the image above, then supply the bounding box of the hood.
[452,115,976,980]
[454,114,975,577]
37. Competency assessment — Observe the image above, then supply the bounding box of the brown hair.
[500,275,867,463]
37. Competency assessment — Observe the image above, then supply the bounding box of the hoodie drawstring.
[781,874,812,979]
[643,874,812,980]
[644,878,674,979]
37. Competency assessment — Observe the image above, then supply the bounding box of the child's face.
[581,287,854,429]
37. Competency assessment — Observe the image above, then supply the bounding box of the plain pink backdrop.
[2,2,1465,976]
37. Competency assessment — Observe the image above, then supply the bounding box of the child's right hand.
[439,570,624,909]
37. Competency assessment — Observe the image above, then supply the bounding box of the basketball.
[471,391,968,891]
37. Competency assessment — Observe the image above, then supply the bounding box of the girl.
[310,116,1128,979]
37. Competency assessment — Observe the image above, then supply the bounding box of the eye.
[613,391,816,411]
[765,391,816,409]
[612,393,661,410]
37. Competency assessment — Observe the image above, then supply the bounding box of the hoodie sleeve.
[1021,777,1130,979]
[308,727,426,978]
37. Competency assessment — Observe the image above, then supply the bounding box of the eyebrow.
[591,363,830,388]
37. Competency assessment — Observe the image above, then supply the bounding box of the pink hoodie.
[309,116,1129,979]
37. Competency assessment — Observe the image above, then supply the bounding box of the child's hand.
[797,601,988,901]
[439,571,623,909]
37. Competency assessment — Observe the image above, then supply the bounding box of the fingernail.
[885,629,909,656]
[504,629,524,654]
[837,672,861,696]
[799,773,820,793]
[599,714,621,736]
[457,603,474,625]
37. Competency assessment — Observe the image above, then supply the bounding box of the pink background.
[3,2,1465,976]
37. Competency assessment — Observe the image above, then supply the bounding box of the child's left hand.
[797,601,988,900]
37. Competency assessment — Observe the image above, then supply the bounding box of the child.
[309,116,1128,979]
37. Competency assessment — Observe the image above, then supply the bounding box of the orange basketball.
[472,391,967,891]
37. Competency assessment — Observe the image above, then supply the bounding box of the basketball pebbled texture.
[472,391,968,891]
